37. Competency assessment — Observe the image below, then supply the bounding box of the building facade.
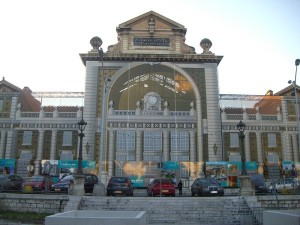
[0,11,299,184]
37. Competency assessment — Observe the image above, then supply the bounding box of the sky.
[0,0,299,98]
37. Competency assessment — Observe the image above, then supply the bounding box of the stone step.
[77,196,257,225]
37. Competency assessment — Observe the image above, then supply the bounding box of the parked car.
[147,178,175,197]
[22,175,52,193]
[106,176,134,196]
[249,173,268,194]
[191,177,224,196]
[51,173,98,194]
[0,174,24,192]
[268,178,296,193]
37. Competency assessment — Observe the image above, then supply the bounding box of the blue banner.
[58,160,96,169]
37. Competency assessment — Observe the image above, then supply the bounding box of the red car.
[22,175,52,193]
[147,178,175,197]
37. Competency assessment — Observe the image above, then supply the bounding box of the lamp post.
[237,120,247,175]
[236,120,254,196]
[72,108,87,195]
[289,59,300,159]
[77,108,87,175]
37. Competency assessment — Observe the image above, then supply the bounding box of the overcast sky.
[0,0,299,96]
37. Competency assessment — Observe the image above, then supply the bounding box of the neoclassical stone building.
[0,11,299,184]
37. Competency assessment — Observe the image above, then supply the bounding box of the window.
[63,131,72,146]
[171,130,189,151]
[117,130,135,151]
[23,131,32,145]
[230,133,239,148]
[0,99,3,111]
[60,151,73,160]
[268,133,277,148]
[144,131,162,151]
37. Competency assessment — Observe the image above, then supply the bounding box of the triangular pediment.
[107,11,195,54]
[274,84,300,96]
[117,10,186,33]
[0,77,22,93]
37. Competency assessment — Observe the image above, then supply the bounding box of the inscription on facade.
[133,38,170,46]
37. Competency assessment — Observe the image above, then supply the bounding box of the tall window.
[117,130,135,151]
[170,130,189,151]
[63,131,72,146]
[23,131,32,145]
[268,133,277,148]
[0,99,3,111]
[230,133,239,148]
[144,131,162,151]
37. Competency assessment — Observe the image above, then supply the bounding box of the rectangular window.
[171,130,189,151]
[117,130,135,151]
[23,131,32,145]
[144,131,162,151]
[230,133,239,148]
[63,131,72,146]
[0,99,3,111]
[268,133,277,148]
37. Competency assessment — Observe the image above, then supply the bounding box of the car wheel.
[191,191,195,196]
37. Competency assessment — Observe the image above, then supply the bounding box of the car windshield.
[60,175,73,182]
[201,179,218,185]
[110,177,128,183]
[153,179,172,184]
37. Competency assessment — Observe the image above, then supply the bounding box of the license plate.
[114,191,122,194]
[162,190,169,193]
[55,189,61,192]
[211,191,217,194]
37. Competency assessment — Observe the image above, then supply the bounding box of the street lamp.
[77,108,87,175]
[237,120,247,175]
[72,108,87,196]
[289,59,300,159]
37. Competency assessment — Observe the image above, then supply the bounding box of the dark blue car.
[51,174,98,194]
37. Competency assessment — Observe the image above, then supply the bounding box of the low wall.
[0,193,68,214]
[0,193,300,215]
[257,195,300,208]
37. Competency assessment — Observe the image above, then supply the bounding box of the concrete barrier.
[45,210,146,225]
[263,210,300,225]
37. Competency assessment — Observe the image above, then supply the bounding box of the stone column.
[50,130,57,160]
[292,134,299,161]
[204,64,222,162]
[281,132,292,161]
[34,129,44,175]
[108,130,115,177]
[136,130,142,161]
[245,131,250,161]
[4,130,14,159]
[0,130,6,158]
[83,61,100,160]
[189,130,196,162]
[256,131,263,163]
[163,130,169,161]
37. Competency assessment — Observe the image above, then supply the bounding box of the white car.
[268,178,296,193]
